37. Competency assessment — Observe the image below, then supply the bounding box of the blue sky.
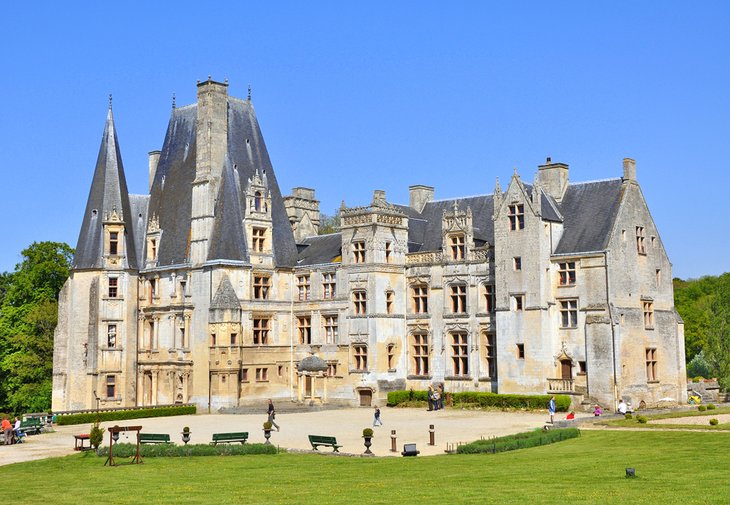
[1,2,728,279]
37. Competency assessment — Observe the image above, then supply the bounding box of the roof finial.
[247,84,252,101]
[172,93,176,110]
[108,93,113,110]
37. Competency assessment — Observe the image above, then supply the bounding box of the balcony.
[547,378,575,393]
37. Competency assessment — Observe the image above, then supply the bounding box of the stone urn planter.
[263,421,273,445]
[362,428,374,455]
[181,427,191,445]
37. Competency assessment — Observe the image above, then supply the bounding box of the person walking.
[1,417,14,444]
[373,406,383,427]
[548,395,556,424]
[267,399,280,431]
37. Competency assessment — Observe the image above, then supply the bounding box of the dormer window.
[254,191,263,212]
[449,234,465,260]
[109,232,119,255]
[150,238,157,260]
[353,241,366,263]
[252,227,265,252]
[508,204,525,231]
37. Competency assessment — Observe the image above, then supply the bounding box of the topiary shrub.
[698,405,707,412]
[89,422,105,453]
[624,413,633,420]
[362,428,374,437]
[97,442,277,457]
[636,415,647,424]
[263,421,273,430]
[56,405,196,426]
[707,404,716,410]
[387,390,571,411]
[709,418,719,426]
[457,427,580,454]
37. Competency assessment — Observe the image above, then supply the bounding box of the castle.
[52,78,687,413]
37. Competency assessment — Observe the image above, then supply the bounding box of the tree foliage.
[318,210,341,235]
[0,242,73,413]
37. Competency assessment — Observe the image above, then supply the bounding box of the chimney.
[409,185,434,213]
[195,77,229,183]
[537,157,569,201]
[284,187,320,242]
[623,158,636,182]
[148,150,161,191]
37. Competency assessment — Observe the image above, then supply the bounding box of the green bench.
[19,418,43,435]
[308,435,342,452]
[211,432,249,445]
[139,433,171,444]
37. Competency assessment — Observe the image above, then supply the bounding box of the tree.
[319,211,341,235]
[0,241,73,413]
[704,279,730,390]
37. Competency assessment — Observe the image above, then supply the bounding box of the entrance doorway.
[358,389,372,407]
[560,359,572,379]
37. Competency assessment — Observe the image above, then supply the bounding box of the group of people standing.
[427,384,444,411]
[1,416,22,444]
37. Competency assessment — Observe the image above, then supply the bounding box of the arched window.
[254,191,263,212]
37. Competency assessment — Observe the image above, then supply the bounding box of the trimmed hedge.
[387,390,571,411]
[56,406,196,426]
[457,427,580,454]
[95,442,277,458]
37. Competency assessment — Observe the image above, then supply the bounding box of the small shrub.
[387,390,571,411]
[89,422,105,452]
[693,376,705,382]
[709,418,719,426]
[698,405,707,412]
[263,421,273,430]
[362,428,374,437]
[636,415,647,424]
[457,428,580,454]
[182,426,190,433]
[707,404,716,410]
[56,405,196,426]
[624,413,633,420]
[97,442,277,457]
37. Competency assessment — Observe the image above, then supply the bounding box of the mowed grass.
[3,430,729,504]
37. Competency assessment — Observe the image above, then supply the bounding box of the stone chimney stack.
[537,157,569,201]
[148,150,161,190]
[623,158,636,182]
[195,76,229,184]
[409,185,434,213]
[284,187,320,242]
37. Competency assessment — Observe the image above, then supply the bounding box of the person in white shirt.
[618,399,628,415]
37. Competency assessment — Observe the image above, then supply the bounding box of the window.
[327,363,338,377]
[106,375,116,398]
[109,231,119,255]
[517,343,525,359]
[180,278,187,297]
[559,299,578,328]
[387,344,396,370]
[512,294,524,311]
[413,333,429,375]
[450,284,467,313]
[353,344,367,371]
[230,332,237,345]
[643,301,654,329]
[353,241,366,263]
[211,333,217,346]
[385,241,392,263]
[254,191,263,212]
[149,238,157,260]
[297,316,312,344]
[645,348,657,382]
[353,290,367,315]
[256,368,268,381]
[180,326,186,348]
[108,277,118,298]
[278,365,283,378]
[508,204,525,230]
[107,324,117,348]
[297,275,310,301]
[386,291,394,314]
[322,272,336,299]
[513,256,522,271]
[253,318,270,345]
[578,361,587,374]
[252,227,266,252]
[323,315,338,343]
[450,234,465,260]
[253,275,270,300]
[241,368,249,382]
[636,226,646,254]
[485,333,496,378]
[656,269,662,288]
[483,285,495,313]
[413,285,428,314]
[149,278,157,300]
[451,332,469,376]
[559,262,576,286]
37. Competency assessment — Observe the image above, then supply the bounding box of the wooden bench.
[74,434,91,451]
[139,433,171,444]
[19,418,43,435]
[308,435,342,452]
[211,432,249,445]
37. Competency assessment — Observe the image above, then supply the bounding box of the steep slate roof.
[210,276,241,310]
[414,195,495,252]
[207,158,248,262]
[147,105,198,267]
[73,108,139,270]
[296,234,342,266]
[129,194,150,267]
[553,179,623,254]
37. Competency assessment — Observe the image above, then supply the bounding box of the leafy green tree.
[319,210,341,235]
[0,241,72,413]
[704,279,730,389]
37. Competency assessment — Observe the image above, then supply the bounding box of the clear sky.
[1,2,728,279]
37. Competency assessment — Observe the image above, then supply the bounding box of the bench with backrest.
[19,418,43,435]
[139,433,171,444]
[211,432,249,445]
[308,435,342,452]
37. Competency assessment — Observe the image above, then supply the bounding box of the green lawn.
[605,406,730,430]
[2,430,729,504]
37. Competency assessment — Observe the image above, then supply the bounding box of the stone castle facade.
[52,79,687,413]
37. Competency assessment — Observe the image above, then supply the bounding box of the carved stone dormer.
[146,213,161,268]
[442,202,475,262]
[246,168,272,220]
